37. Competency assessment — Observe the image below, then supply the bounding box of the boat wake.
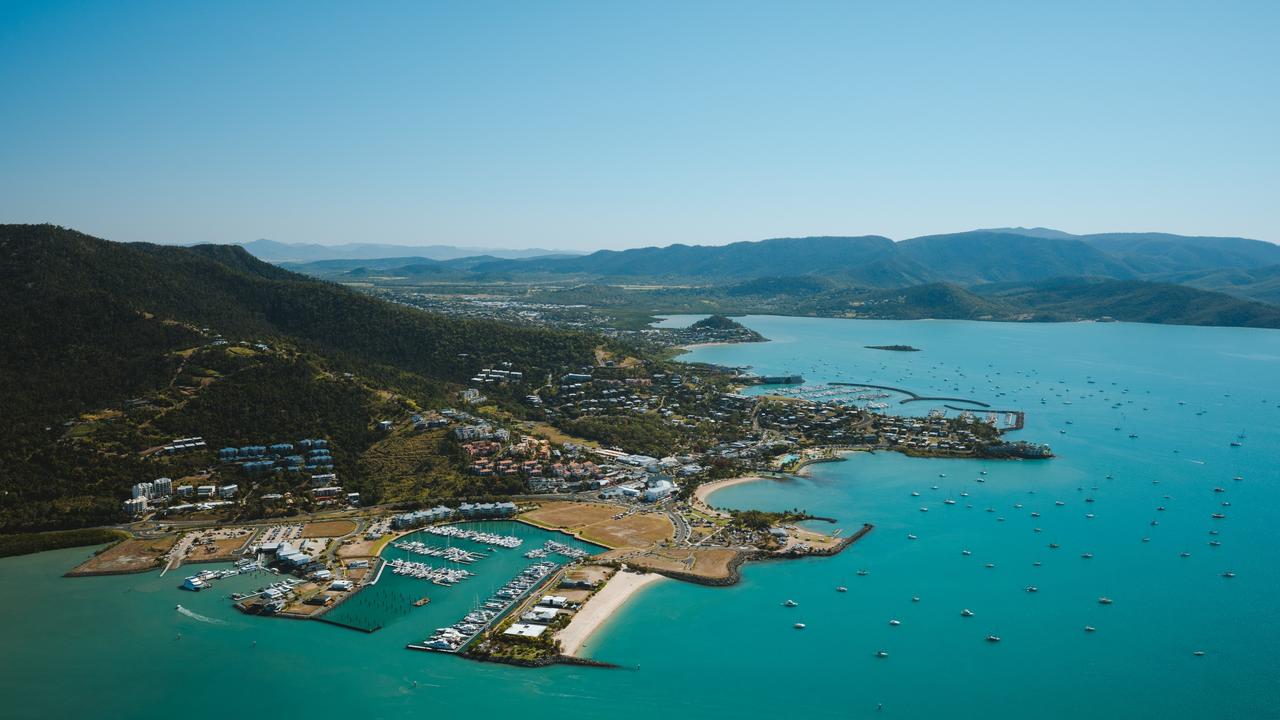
[176,606,225,624]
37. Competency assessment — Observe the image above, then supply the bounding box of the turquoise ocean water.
[2,317,1278,718]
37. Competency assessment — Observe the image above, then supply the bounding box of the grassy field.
[301,520,358,538]
[520,502,673,550]
[628,547,739,580]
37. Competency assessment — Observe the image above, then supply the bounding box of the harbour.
[3,317,1278,719]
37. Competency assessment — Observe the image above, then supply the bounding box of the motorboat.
[794,623,806,630]
[1098,597,1113,605]
[888,619,901,626]
[960,609,974,617]
[783,599,798,607]
[1024,586,1038,593]
[985,635,1001,643]
[875,650,889,658]
[836,586,847,593]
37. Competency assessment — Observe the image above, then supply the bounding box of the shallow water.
[3,317,1278,719]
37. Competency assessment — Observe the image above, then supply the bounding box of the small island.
[668,315,766,346]
[865,344,920,352]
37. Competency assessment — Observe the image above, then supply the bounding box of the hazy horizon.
[2,2,1277,250]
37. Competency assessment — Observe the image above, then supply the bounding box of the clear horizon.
[2,1,1277,250]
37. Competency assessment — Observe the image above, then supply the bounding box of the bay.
[2,316,1277,719]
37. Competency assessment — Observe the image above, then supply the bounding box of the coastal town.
[60,332,1050,668]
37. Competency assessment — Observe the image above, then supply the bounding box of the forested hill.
[0,224,602,531]
[1,224,595,423]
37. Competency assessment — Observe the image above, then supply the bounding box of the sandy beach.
[693,475,770,509]
[557,571,664,657]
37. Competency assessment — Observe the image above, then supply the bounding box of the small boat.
[961,609,974,617]
[985,634,1001,643]
[1211,513,1226,519]
[1024,586,1038,593]
[1084,626,1096,633]
[1193,650,1205,657]
[1098,597,1113,605]
[907,534,918,540]
[783,599,798,607]
[888,619,901,626]
[794,623,806,630]
[175,604,184,611]
[413,597,431,607]
[1032,561,1042,567]
[911,596,920,602]
[1049,543,1060,549]
[961,549,972,556]
[944,499,957,505]
[1030,512,1040,518]
[875,650,889,658]
[1055,501,1065,506]
[1208,540,1221,547]
[1229,441,1242,447]
[857,569,869,576]
[911,491,920,497]
[1180,552,1191,558]
[919,507,929,513]
[836,586,847,593]
[1081,552,1093,559]
[984,563,995,569]
[1221,571,1236,578]
[1085,513,1096,519]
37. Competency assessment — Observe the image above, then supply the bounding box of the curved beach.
[693,475,770,509]
[558,571,664,657]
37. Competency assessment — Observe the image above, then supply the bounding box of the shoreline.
[693,475,776,509]
[557,571,664,658]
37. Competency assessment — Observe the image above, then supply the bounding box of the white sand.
[693,475,769,507]
[557,571,664,657]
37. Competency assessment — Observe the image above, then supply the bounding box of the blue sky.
[1,1,1276,249]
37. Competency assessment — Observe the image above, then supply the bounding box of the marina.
[411,560,562,653]
[422,525,524,548]
[392,540,486,564]
[386,558,475,585]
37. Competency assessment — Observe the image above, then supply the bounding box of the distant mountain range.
[280,228,1280,307]
[236,238,584,263]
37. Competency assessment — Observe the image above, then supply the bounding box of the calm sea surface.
[3,317,1278,719]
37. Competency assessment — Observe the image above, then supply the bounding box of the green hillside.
[0,224,602,531]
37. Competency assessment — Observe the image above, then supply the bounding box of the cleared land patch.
[67,534,178,575]
[301,520,358,538]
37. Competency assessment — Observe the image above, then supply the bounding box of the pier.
[830,382,991,408]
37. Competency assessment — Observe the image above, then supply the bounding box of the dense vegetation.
[0,224,606,532]
[0,528,128,558]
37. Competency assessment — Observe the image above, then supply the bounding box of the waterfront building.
[643,477,677,502]
[504,623,547,638]
[391,505,456,530]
